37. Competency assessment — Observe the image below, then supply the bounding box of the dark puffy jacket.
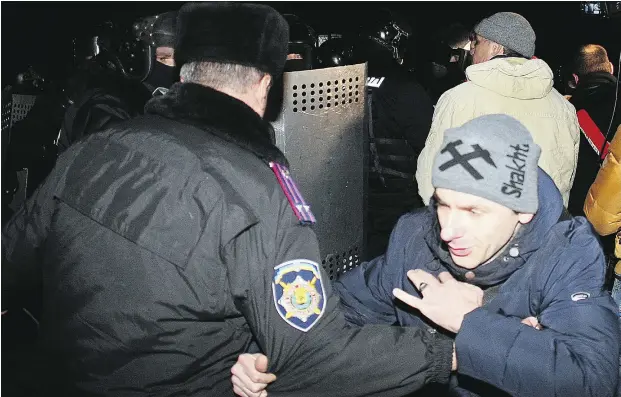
[3,82,454,396]
[336,168,620,397]
[366,63,434,258]
[568,72,620,220]
[57,70,152,153]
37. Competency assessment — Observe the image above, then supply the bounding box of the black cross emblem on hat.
[439,140,496,180]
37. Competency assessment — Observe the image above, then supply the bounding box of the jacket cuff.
[429,331,454,384]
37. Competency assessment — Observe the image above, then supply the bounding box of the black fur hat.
[175,2,290,77]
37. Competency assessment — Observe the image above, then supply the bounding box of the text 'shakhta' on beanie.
[432,114,542,214]
[474,12,536,58]
[175,2,290,77]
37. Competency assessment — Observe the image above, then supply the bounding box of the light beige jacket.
[416,57,580,206]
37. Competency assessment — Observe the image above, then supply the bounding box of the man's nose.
[440,213,464,242]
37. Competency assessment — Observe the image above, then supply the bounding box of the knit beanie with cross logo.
[431,114,542,214]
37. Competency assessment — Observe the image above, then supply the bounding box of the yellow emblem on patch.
[272,259,326,332]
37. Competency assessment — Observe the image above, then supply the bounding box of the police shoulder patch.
[272,259,326,332]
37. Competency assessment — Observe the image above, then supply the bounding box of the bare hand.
[393,270,483,333]
[521,316,542,330]
[231,353,276,397]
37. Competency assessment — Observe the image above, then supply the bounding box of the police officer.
[263,13,316,123]
[353,10,435,259]
[137,10,178,95]
[57,10,178,152]
[282,14,316,72]
[3,3,453,395]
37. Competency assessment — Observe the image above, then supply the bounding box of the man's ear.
[609,61,614,75]
[492,43,505,57]
[572,73,579,86]
[260,74,272,93]
[517,213,534,225]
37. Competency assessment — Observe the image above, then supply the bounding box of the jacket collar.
[144,82,289,167]
[424,168,563,287]
[572,72,618,103]
[577,71,617,88]
[490,54,529,61]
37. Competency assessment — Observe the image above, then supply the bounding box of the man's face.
[155,46,175,67]
[470,34,501,65]
[435,188,525,269]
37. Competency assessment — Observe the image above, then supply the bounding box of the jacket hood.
[425,168,564,287]
[465,57,554,99]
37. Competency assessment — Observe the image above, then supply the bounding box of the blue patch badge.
[272,259,326,332]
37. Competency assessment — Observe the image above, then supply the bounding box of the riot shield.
[2,88,12,168]
[272,63,368,280]
[5,93,38,214]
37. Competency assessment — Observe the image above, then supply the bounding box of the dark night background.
[0,3,620,395]
[2,1,621,87]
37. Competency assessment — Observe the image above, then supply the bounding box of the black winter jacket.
[3,82,452,396]
[568,72,620,218]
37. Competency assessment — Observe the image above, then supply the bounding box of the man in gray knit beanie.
[231,113,619,397]
[473,12,536,60]
[429,114,541,269]
[432,114,542,214]
[415,10,579,211]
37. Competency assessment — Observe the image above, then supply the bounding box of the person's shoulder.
[391,208,436,263]
[554,216,602,250]
[436,80,475,105]
[394,207,435,240]
[546,87,578,113]
[538,216,605,274]
[91,114,278,203]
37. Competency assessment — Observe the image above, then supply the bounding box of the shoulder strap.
[269,162,316,225]
[577,109,611,161]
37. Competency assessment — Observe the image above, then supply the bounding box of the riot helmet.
[135,11,178,93]
[315,38,354,68]
[283,14,316,71]
[73,21,151,82]
[149,11,177,51]
[356,9,411,65]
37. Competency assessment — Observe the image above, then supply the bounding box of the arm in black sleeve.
[398,82,434,154]
[224,198,453,397]
[58,91,132,153]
